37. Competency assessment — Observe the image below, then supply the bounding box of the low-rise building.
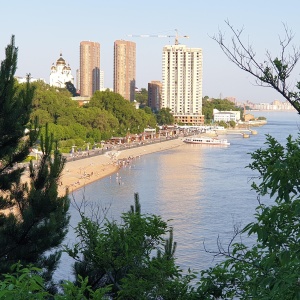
[213,109,240,122]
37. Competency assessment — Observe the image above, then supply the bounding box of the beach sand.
[58,138,185,196]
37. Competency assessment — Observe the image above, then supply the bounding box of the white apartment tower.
[100,70,105,91]
[162,45,203,125]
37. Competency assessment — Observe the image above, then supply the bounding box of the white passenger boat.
[183,136,230,146]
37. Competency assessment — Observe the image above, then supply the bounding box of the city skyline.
[2,0,300,104]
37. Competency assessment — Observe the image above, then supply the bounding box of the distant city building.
[49,54,74,88]
[236,99,296,111]
[71,96,90,106]
[114,40,136,101]
[80,41,100,97]
[100,70,105,91]
[76,69,80,91]
[225,96,236,104]
[213,109,240,123]
[148,81,162,111]
[161,44,203,125]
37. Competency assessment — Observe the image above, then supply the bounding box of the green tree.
[156,107,174,125]
[65,194,198,299]
[135,88,148,106]
[65,81,78,97]
[228,120,236,128]
[0,263,110,299]
[218,120,228,128]
[89,90,156,135]
[0,36,70,292]
[202,98,214,122]
[202,97,241,123]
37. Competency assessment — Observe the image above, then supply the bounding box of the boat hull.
[183,137,230,146]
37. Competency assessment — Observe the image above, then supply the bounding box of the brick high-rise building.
[162,44,204,125]
[148,81,162,111]
[80,41,100,97]
[114,40,136,101]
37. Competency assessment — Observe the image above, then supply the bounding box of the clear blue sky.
[1,0,300,103]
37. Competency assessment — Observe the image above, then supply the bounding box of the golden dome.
[56,53,65,65]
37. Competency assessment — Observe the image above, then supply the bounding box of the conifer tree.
[0,36,70,292]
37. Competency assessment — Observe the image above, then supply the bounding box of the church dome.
[51,64,56,70]
[56,53,65,65]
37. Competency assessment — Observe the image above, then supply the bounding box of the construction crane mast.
[128,29,189,45]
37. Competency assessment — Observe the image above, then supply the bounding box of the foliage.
[257,116,266,120]
[228,120,236,128]
[0,36,70,293]
[202,98,241,122]
[65,81,79,97]
[0,263,110,299]
[65,193,198,299]
[23,82,158,152]
[0,36,37,194]
[155,107,175,125]
[0,263,49,299]
[135,88,148,106]
[197,134,300,299]
[217,120,228,128]
[89,90,157,134]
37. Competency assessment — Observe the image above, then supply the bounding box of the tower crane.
[127,29,189,45]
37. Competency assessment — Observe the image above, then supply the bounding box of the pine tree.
[0,36,70,292]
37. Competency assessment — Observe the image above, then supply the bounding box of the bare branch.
[211,20,300,113]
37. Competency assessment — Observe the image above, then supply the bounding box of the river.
[55,110,300,282]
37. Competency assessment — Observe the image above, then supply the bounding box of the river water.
[56,110,300,282]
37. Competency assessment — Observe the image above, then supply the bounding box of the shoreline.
[58,138,185,196]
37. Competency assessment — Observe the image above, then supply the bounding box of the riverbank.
[58,138,185,196]
[1,137,185,215]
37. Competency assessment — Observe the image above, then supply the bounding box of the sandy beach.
[57,138,185,196]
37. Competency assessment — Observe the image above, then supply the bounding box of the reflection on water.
[56,111,300,281]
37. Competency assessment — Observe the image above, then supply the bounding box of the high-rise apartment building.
[148,81,162,111]
[162,44,204,125]
[114,40,136,101]
[100,70,105,91]
[80,41,100,97]
[76,69,80,90]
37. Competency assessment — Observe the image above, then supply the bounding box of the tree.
[0,263,110,299]
[228,120,236,128]
[135,88,148,106]
[197,134,300,299]
[156,107,174,125]
[0,36,70,292]
[65,81,79,97]
[202,97,241,123]
[65,193,198,299]
[212,20,300,113]
[89,90,156,134]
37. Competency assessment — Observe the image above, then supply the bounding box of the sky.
[1,0,300,103]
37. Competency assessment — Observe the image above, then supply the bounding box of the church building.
[50,54,74,88]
